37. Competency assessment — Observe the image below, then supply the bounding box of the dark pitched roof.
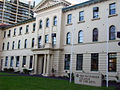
[62,0,105,12]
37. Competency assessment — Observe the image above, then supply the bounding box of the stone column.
[33,54,38,74]
[43,54,47,75]
[46,54,50,76]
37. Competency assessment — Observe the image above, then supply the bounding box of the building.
[0,0,120,81]
[0,0,34,25]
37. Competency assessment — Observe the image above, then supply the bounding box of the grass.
[0,72,115,90]
[0,72,17,75]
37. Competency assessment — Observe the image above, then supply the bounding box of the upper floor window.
[33,23,36,31]
[2,43,5,50]
[8,30,11,37]
[109,25,116,40]
[4,31,6,38]
[39,20,42,29]
[79,11,84,21]
[78,30,83,43]
[32,38,35,48]
[67,14,72,24]
[7,42,9,50]
[19,27,22,35]
[52,33,56,47]
[18,40,20,49]
[93,28,98,42]
[109,3,116,15]
[26,25,29,33]
[45,35,49,43]
[66,32,71,44]
[14,28,16,36]
[53,16,57,26]
[93,7,99,18]
[46,18,49,27]
[24,39,27,48]
[38,36,41,48]
[12,41,15,50]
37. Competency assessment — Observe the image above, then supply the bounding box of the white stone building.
[0,0,120,81]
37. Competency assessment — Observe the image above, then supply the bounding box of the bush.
[3,68,8,72]
[23,69,30,74]
[67,72,74,81]
[8,68,14,72]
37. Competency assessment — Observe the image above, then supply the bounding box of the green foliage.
[23,69,30,74]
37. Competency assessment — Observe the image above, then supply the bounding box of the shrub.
[23,69,30,74]
[8,68,14,72]
[3,68,8,72]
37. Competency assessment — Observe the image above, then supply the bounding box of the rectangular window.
[4,31,6,38]
[22,56,26,67]
[5,56,8,66]
[64,54,70,70]
[8,30,11,37]
[16,56,19,67]
[26,25,29,33]
[39,20,42,29]
[79,11,84,21]
[2,43,5,50]
[33,23,36,31]
[32,38,35,48]
[93,7,99,18]
[52,33,56,47]
[67,14,72,24]
[38,36,41,48]
[76,54,83,70]
[14,28,16,36]
[91,53,99,71]
[109,3,116,15]
[10,56,14,67]
[45,35,49,43]
[19,27,22,35]
[108,53,117,72]
[29,56,33,69]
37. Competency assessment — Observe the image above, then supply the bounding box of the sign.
[74,72,102,87]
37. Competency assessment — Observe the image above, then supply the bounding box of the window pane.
[109,26,116,40]
[64,54,70,70]
[76,54,83,70]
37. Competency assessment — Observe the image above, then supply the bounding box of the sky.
[20,0,89,5]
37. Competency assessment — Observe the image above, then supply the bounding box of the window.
[108,53,117,72]
[93,7,99,18]
[76,54,83,70]
[79,11,84,21]
[78,30,83,43]
[24,39,27,48]
[8,30,11,37]
[91,53,99,71]
[22,56,26,67]
[33,23,36,31]
[16,56,19,67]
[18,40,20,49]
[14,28,16,36]
[5,56,8,66]
[10,56,14,67]
[12,41,15,50]
[67,14,72,24]
[52,33,56,47]
[32,38,35,48]
[45,35,49,43]
[93,28,98,42]
[66,32,71,44]
[109,25,116,40]
[109,3,116,15]
[7,42,9,50]
[4,31,6,38]
[38,36,41,48]
[2,43,5,50]
[29,56,33,69]
[53,16,57,26]
[19,27,22,35]
[39,20,42,29]
[46,18,49,27]
[64,54,70,70]
[26,25,29,33]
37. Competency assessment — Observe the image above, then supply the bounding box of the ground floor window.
[10,56,14,67]
[22,56,26,67]
[5,56,8,66]
[91,53,99,71]
[16,56,19,67]
[64,54,70,70]
[108,53,117,72]
[76,54,83,70]
[29,56,33,69]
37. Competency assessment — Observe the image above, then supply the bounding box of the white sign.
[74,72,102,87]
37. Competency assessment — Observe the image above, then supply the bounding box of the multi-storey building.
[0,0,120,81]
[0,0,34,25]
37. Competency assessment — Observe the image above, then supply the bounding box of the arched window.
[18,40,20,49]
[39,20,42,29]
[93,28,98,42]
[12,41,15,50]
[53,16,57,26]
[66,32,71,44]
[7,42,9,50]
[46,18,49,27]
[24,39,27,48]
[32,38,35,48]
[109,25,116,40]
[78,30,83,43]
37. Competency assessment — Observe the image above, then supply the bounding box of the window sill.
[91,17,100,21]
[78,21,85,24]
[66,23,73,26]
[108,14,118,18]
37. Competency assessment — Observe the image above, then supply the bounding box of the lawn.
[0,72,17,75]
[0,72,115,90]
